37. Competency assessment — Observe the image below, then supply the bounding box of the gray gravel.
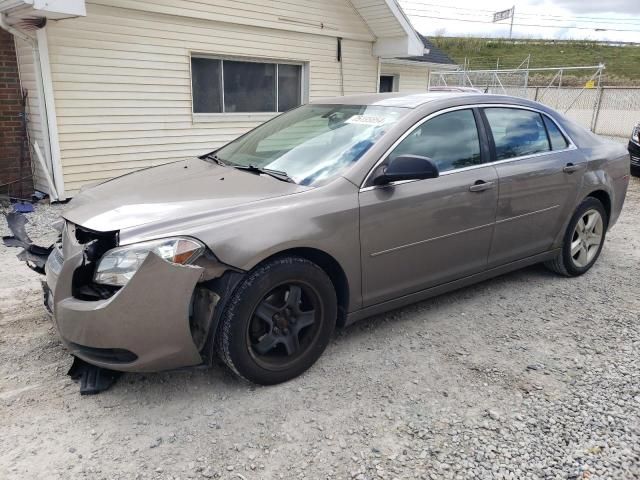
[0,178,639,480]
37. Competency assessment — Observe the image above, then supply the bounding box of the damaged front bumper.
[6,214,235,373]
[48,247,206,372]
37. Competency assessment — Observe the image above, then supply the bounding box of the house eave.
[352,0,423,57]
[381,58,459,69]
[0,0,85,20]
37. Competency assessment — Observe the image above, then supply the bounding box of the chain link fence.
[429,67,638,142]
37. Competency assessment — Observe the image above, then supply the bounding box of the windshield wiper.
[202,152,227,167]
[233,165,296,183]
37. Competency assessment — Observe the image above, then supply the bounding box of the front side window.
[191,57,303,114]
[484,108,550,160]
[215,104,409,186]
[388,109,482,173]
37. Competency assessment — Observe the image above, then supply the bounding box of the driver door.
[359,108,499,307]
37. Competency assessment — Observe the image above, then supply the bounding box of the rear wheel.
[545,197,608,277]
[217,256,337,385]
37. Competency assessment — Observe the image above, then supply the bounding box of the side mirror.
[373,155,439,186]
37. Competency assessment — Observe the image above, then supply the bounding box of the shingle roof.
[398,34,457,65]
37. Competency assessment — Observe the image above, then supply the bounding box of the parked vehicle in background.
[5,92,631,387]
[629,122,640,176]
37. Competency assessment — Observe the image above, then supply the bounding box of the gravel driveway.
[1,178,639,480]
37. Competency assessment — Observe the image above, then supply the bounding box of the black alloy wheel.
[247,282,321,370]
[217,256,337,385]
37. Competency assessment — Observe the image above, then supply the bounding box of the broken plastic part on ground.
[2,211,52,273]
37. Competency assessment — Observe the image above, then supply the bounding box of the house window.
[191,57,303,114]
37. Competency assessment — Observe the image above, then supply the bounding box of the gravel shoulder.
[0,179,639,480]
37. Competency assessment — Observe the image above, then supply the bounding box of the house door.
[379,75,395,93]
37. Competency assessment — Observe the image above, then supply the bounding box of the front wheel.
[216,256,337,385]
[545,197,608,277]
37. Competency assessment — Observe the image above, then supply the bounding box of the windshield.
[215,104,409,185]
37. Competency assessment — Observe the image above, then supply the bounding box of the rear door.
[359,108,498,307]
[482,107,585,267]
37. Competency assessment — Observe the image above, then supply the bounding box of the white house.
[0,0,454,199]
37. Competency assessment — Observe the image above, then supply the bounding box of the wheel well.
[587,190,611,223]
[267,247,350,327]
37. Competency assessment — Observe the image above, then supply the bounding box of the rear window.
[484,108,550,160]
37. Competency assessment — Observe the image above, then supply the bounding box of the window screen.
[389,109,482,173]
[191,58,222,113]
[484,108,551,160]
[543,115,570,151]
[223,61,275,112]
[277,64,302,112]
[191,57,302,114]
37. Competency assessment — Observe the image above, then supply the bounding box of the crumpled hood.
[63,158,306,232]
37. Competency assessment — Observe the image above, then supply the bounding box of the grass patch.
[430,37,640,86]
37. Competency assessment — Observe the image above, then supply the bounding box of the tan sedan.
[7,92,631,388]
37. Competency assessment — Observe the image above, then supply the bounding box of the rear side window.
[484,108,550,160]
[543,115,570,150]
[389,109,482,173]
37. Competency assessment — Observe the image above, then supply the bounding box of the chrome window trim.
[360,103,577,192]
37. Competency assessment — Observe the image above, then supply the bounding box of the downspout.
[337,37,344,96]
[0,14,64,201]
[35,28,65,200]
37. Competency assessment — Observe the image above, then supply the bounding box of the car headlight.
[93,237,205,286]
[633,125,640,144]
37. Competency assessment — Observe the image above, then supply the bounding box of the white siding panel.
[89,0,374,41]
[47,3,379,194]
[14,36,50,194]
[381,63,429,93]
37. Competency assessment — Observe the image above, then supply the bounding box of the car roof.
[310,92,477,109]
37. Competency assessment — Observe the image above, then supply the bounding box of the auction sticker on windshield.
[345,115,387,126]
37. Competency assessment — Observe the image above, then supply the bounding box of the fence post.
[591,87,604,133]
[534,87,539,102]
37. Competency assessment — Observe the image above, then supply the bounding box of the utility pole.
[509,5,515,39]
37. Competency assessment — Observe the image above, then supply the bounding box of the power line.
[402,7,640,27]
[401,11,640,33]
[400,0,640,24]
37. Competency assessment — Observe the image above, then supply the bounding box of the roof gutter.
[381,58,459,69]
[0,12,30,42]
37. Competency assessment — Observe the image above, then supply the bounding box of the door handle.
[563,163,580,173]
[469,180,495,192]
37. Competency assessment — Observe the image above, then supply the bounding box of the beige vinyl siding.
[46,2,379,194]
[91,0,375,41]
[14,36,50,194]
[381,63,429,93]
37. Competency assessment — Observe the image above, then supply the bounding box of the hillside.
[429,37,640,86]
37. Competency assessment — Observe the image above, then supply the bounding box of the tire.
[216,256,337,385]
[545,197,608,277]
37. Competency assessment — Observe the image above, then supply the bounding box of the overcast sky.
[399,0,640,42]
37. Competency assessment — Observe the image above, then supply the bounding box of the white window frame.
[190,53,309,123]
